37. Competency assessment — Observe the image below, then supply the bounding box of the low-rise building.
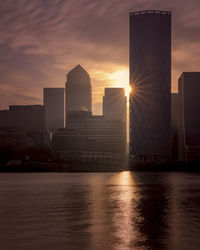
[52,111,126,164]
[0,105,44,132]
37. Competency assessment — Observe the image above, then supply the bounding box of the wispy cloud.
[0,0,200,113]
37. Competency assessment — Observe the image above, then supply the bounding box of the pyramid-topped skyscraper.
[65,65,92,125]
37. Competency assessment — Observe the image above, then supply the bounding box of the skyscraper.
[65,65,92,125]
[129,10,171,162]
[103,88,127,123]
[43,88,64,130]
[178,72,200,161]
[171,93,179,161]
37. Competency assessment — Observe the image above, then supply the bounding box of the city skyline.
[0,0,200,114]
[0,3,200,250]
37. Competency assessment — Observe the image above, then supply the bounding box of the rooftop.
[67,64,89,76]
[179,72,200,79]
[130,10,171,16]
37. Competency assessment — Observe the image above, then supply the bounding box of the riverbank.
[0,161,127,172]
[0,161,200,172]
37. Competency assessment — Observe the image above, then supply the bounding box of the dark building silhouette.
[0,105,44,132]
[103,88,127,124]
[178,72,200,161]
[65,65,92,126]
[43,88,64,130]
[171,93,179,161]
[0,105,45,148]
[0,110,10,128]
[0,129,26,148]
[129,10,171,162]
[53,111,126,164]
[0,128,46,148]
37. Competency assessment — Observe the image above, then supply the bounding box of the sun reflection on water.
[110,171,145,250]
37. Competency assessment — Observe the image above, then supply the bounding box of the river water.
[0,172,200,250]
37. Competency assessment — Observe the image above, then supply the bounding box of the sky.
[0,0,200,114]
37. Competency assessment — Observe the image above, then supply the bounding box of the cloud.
[0,0,200,113]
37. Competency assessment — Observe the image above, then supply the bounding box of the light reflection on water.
[110,172,143,250]
[0,172,200,250]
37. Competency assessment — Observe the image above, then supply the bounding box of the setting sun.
[108,69,129,97]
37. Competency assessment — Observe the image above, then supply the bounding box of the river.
[0,172,200,250]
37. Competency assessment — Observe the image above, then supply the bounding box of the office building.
[65,65,92,125]
[0,110,11,128]
[171,93,179,160]
[53,111,126,164]
[0,129,26,148]
[0,105,44,132]
[43,88,64,130]
[129,10,171,162]
[178,72,200,161]
[103,88,127,123]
